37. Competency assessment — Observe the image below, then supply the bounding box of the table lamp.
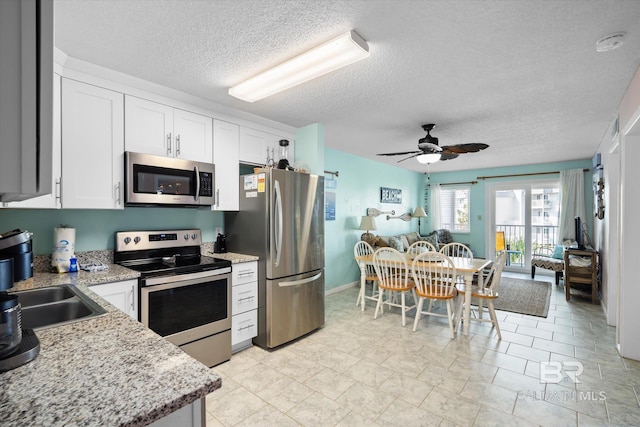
[412,207,427,235]
[358,215,377,243]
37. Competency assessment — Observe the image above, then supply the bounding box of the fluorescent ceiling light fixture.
[416,153,441,164]
[229,30,370,102]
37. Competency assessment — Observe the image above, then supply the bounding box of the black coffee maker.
[0,229,39,372]
[214,233,227,253]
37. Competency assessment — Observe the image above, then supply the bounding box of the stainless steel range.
[114,229,232,367]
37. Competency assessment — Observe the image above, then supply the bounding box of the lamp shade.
[416,153,441,164]
[412,207,427,218]
[358,215,377,231]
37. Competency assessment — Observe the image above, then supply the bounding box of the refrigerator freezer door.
[268,169,324,279]
[257,269,325,348]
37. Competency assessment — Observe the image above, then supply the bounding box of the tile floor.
[205,273,640,426]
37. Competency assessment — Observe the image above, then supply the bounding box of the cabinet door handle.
[216,188,220,208]
[176,135,181,156]
[167,133,172,155]
[115,181,121,205]
[55,177,61,207]
[129,287,134,313]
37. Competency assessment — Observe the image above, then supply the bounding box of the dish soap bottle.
[68,256,78,273]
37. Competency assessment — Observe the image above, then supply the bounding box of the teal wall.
[0,208,224,255]
[323,148,424,291]
[423,159,594,258]
[295,124,325,175]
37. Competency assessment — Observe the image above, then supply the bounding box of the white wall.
[614,65,640,360]
[594,121,620,326]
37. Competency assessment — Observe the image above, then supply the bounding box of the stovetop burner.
[114,229,231,278]
[122,255,231,278]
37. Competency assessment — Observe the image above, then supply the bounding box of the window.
[439,186,470,232]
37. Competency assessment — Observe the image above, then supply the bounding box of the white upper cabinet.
[212,120,239,211]
[125,96,212,163]
[61,78,124,209]
[7,73,62,209]
[239,127,294,167]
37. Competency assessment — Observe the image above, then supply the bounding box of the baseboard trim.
[326,281,358,296]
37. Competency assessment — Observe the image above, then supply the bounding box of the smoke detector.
[596,32,625,52]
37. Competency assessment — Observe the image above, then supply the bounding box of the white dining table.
[355,252,492,336]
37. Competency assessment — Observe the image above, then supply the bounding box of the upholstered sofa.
[371,229,471,254]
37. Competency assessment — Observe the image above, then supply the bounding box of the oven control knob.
[134,236,141,244]
[124,237,131,245]
[184,234,189,240]
[191,233,197,240]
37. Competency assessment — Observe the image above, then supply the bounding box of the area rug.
[493,277,552,318]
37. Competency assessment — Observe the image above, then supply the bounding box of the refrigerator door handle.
[278,272,322,287]
[274,179,283,267]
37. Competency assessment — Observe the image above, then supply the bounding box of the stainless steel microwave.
[125,151,214,207]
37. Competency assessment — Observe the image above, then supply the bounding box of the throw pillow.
[389,236,405,252]
[552,244,564,259]
[400,235,410,250]
[376,236,390,247]
[404,232,420,245]
[420,233,439,250]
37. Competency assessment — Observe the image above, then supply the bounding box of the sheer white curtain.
[431,183,442,230]
[558,168,586,243]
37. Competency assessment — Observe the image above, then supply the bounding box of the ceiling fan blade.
[377,150,421,156]
[441,143,489,154]
[439,152,459,161]
[397,153,422,163]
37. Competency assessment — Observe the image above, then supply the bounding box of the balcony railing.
[496,224,560,266]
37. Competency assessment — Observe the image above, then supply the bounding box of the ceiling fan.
[377,124,489,163]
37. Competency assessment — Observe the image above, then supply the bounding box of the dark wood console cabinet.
[564,248,598,303]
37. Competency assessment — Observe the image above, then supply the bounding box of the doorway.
[486,179,560,271]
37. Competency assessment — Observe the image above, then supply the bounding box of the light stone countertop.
[1,264,222,426]
[204,251,259,263]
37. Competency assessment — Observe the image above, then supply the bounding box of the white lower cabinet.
[231,261,258,352]
[91,279,138,320]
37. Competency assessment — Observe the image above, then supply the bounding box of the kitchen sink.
[15,286,76,308]
[14,285,106,330]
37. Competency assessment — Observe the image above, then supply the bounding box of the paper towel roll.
[52,226,76,268]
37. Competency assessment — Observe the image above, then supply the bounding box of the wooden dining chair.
[354,240,378,308]
[456,250,507,339]
[407,240,437,258]
[439,242,473,261]
[411,252,458,338]
[372,247,416,326]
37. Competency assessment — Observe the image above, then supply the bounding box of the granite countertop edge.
[2,261,221,426]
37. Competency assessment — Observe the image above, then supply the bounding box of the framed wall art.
[380,187,402,204]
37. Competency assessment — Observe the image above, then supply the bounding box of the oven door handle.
[143,267,231,287]
[278,272,322,287]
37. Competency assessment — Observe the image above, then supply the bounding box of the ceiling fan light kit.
[229,30,370,102]
[416,153,441,164]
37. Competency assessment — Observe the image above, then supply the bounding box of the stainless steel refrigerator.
[225,169,325,348]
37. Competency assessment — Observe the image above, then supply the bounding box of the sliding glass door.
[487,179,559,271]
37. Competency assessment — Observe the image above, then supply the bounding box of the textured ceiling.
[54,0,640,173]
